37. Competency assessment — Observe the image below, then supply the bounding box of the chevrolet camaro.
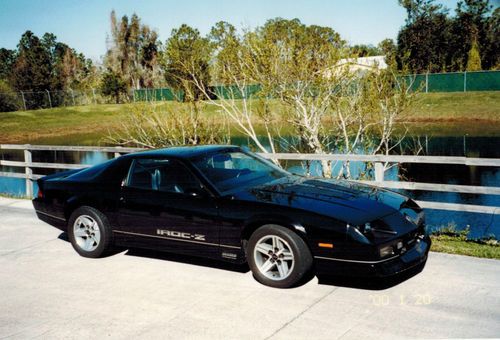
[33,145,430,288]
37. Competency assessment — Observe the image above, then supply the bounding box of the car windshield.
[192,151,289,194]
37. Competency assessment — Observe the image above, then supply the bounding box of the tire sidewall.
[68,206,110,258]
[247,225,312,288]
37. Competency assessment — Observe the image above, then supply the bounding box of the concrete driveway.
[1,197,499,339]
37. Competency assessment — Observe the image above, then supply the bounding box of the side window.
[127,158,203,194]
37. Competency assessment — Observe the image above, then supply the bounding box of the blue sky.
[0,0,465,60]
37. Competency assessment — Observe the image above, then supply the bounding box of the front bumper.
[314,235,431,278]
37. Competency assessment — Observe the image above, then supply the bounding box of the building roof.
[336,55,388,70]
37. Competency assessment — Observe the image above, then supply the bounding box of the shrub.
[0,80,20,112]
[100,69,128,104]
[108,102,230,148]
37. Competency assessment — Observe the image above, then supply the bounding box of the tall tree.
[378,39,397,68]
[351,44,383,57]
[397,0,452,72]
[9,31,53,109]
[483,7,500,69]
[0,48,15,80]
[163,24,211,101]
[10,31,52,91]
[449,0,492,70]
[106,11,162,90]
[466,36,482,71]
[208,21,240,84]
[398,0,444,24]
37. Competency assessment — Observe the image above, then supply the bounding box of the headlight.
[379,244,394,258]
[379,239,403,258]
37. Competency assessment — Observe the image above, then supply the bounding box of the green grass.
[0,91,499,145]
[0,104,134,145]
[431,235,500,259]
[411,91,500,121]
[430,225,500,259]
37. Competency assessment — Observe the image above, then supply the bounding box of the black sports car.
[33,145,430,288]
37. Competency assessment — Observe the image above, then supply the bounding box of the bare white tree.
[156,19,420,180]
[108,101,229,148]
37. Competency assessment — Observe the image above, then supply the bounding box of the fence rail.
[1,144,499,215]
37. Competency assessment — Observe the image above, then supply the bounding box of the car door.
[116,157,220,257]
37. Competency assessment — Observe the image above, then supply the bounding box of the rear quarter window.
[66,158,131,183]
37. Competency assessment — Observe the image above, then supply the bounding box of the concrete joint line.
[264,287,338,339]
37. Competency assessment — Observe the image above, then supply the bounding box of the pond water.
[1,135,499,239]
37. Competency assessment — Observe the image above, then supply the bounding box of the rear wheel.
[68,206,113,258]
[247,224,313,288]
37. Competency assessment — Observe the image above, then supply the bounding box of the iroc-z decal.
[156,229,206,241]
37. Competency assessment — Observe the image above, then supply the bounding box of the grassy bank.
[411,91,500,122]
[0,91,499,145]
[430,226,500,259]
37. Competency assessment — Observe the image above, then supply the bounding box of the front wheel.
[68,206,113,258]
[247,224,313,288]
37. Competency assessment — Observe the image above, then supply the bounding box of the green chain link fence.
[134,70,500,102]
[403,70,500,93]
[133,88,184,102]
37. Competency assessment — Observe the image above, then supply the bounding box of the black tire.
[247,224,313,288]
[67,206,113,258]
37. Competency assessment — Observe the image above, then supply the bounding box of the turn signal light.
[318,243,334,248]
[37,188,43,198]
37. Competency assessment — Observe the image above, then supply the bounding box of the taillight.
[37,188,43,198]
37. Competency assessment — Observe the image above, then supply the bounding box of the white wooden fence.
[1,144,499,215]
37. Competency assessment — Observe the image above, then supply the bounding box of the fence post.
[24,147,33,198]
[46,89,52,108]
[92,88,97,105]
[20,91,27,111]
[463,135,467,156]
[425,72,429,93]
[374,162,384,182]
[464,71,467,92]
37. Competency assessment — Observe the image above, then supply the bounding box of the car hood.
[234,176,412,226]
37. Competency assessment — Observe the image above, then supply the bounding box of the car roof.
[123,145,242,160]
